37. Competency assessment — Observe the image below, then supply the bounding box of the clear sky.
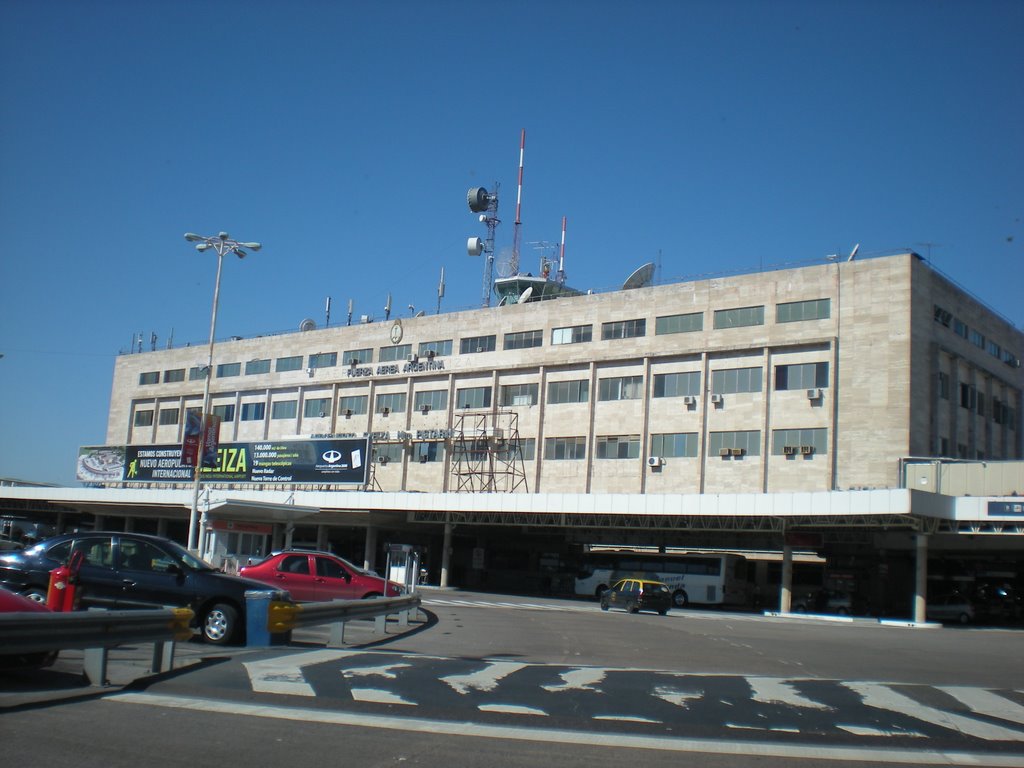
[1,0,1021,486]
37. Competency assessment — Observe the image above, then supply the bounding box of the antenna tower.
[449,410,528,493]
[467,182,501,307]
[510,128,526,276]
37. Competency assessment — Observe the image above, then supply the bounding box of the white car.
[926,594,975,624]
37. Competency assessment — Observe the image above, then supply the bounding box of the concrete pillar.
[914,533,928,623]
[123,518,135,533]
[93,515,105,531]
[316,524,328,551]
[363,526,378,573]
[284,522,295,549]
[156,518,168,538]
[440,523,453,588]
[780,543,794,613]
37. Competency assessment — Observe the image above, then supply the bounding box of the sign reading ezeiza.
[77,438,370,485]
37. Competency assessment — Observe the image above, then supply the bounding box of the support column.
[284,522,295,549]
[316,524,328,552]
[440,523,453,588]
[156,518,168,538]
[363,526,378,573]
[914,533,928,623]
[780,543,794,613]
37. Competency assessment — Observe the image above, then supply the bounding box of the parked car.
[0,585,58,669]
[0,532,277,644]
[926,594,976,625]
[792,589,862,616]
[599,578,672,615]
[240,550,403,602]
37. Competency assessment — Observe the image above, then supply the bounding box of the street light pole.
[184,232,261,555]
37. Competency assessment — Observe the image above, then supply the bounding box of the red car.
[240,551,403,602]
[0,585,58,669]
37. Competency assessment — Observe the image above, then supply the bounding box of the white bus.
[574,549,751,608]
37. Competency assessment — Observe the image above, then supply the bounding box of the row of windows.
[138,299,837,385]
[934,304,1020,368]
[936,374,1019,428]
[540,429,828,460]
[133,362,835,426]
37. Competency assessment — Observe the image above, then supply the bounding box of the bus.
[574,548,751,608]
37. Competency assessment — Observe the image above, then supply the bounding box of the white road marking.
[441,661,527,695]
[350,688,416,706]
[837,724,926,738]
[243,649,353,697]
[846,683,1024,742]
[111,693,1024,766]
[541,667,608,692]
[938,687,1024,726]
[342,662,411,680]
[594,714,663,724]
[479,704,547,716]
[747,677,832,710]
[651,685,704,709]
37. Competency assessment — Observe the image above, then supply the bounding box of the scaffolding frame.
[449,410,528,493]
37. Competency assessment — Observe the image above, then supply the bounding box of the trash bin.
[245,589,293,647]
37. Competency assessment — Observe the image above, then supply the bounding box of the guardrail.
[253,593,422,647]
[0,607,194,685]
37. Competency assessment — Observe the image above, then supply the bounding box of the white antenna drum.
[299,318,317,332]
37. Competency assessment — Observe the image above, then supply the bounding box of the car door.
[268,554,318,601]
[114,537,191,610]
[313,555,358,600]
[69,535,122,609]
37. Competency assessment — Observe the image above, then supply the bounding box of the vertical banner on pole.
[201,415,222,468]
[181,411,202,467]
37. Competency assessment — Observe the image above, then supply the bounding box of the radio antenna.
[510,128,525,275]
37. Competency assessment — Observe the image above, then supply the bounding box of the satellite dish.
[299,318,317,332]
[467,187,491,213]
[518,286,534,304]
[467,236,484,256]
[414,310,426,317]
[622,262,656,290]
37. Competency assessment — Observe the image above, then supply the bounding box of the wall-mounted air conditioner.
[382,407,390,416]
[407,354,418,363]
[783,445,798,455]
[683,395,697,406]
[730,447,746,456]
[807,388,823,400]
[719,448,731,457]
[344,409,353,418]
[647,456,665,467]
[710,394,723,404]
[800,445,815,455]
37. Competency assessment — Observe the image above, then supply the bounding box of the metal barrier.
[0,607,194,685]
[251,593,422,648]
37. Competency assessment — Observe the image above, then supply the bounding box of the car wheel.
[22,587,47,604]
[957,612,970,625]
[658,608,668,616]
[203,602,238,645]
[671,590,689,608]
[626,600,638,614]
[600,599,609,611]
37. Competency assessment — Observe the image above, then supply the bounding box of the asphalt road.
[3,591,1023,767]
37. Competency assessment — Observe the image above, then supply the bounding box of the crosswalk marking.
[938,686,1024,726]
[243,648,350,697]
[747,676,833,710]
[441,661,527,695]
[350,688,416,705]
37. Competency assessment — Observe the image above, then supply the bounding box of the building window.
[163,368,185,383]
[303,398,331,418]
[276,355,303,373]
[456,386,491,409]
[504,329,543,350]
[714,305,764,329]
[708,430,761,456]
[771,428,827,455]
[500,383,539,406]
[1003,349,1021,368]
[548,379,589,404]
[339,394,368,416]
[240,402,266,421]
[544,436,587,460]
[460,335,496,354]
[271,400,297,420]
[970,329,985,349]
[379,344,411,363]
[653,371,701,398]
[651,432,699,458]
[413,390,447,412]
[245,359,271,375]
[308,352,337,369]
[216,362,241,378]
[374,443,404,464]
[711,366,763,394]
[598,375,644,401]
[596,435,641,459]
[419,339,452,357]
[655,312,703,335]
[934,305,952,327]
[212,403,235,422]
[953,319,968,340]
[977,392,985,417]
[503,438,536,461]
[344,348,373,366]
[960,383,976,410]
[376,392,406,414]
[158,407,179,426]
[189,366,207,381]
[937,371,950,400]
[938,436,950,456]
[134,409,154,427]
[551,324,592,345]
[413,442,445,463]
[601,318,646,340]
[988,340,1002,359]
[139,371,159,385]
[776,299,830,323]
[774,362,828,390]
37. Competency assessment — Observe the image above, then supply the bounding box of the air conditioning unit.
[647,456,664,467]
[426,350,436,360]
[378,456,389,465]
[344,409,353,418]
[710,394,723,404]
[407,354,418,363]
[719,448,731,457]
[730,447,746,456]
[382,407,390,416]
[419,455,428,464]
[349,359,358,367]
[683,395,697,406]
[420,405,430,414]
[318,411,326,418]
[783,445,798,455]
[807,388,823,400]
[800,445,815,455]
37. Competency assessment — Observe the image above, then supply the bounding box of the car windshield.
[158,539,216,571]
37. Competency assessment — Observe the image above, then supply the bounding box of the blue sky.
[1,0,1021,486]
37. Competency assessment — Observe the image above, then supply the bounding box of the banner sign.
[77,438,369,485]
[181,413,221,468]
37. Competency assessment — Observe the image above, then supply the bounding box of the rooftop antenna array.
[510,128,526,277]
[437,266,445,314]
[467,183,500,307]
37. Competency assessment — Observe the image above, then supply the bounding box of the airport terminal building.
[3,251,1023,619]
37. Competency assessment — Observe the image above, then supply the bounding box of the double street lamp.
[184,231,262,554]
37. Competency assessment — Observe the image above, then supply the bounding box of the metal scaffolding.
[449,410,529,493]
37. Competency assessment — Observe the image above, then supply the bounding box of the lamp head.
[184,233,203,242]
[241,242,262,251]
[218,232,229,240]
[234,249,247,259]
[195,243,210,252]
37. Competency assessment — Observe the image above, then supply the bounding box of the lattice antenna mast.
[510,128,525,276]
[467,183,500,307]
